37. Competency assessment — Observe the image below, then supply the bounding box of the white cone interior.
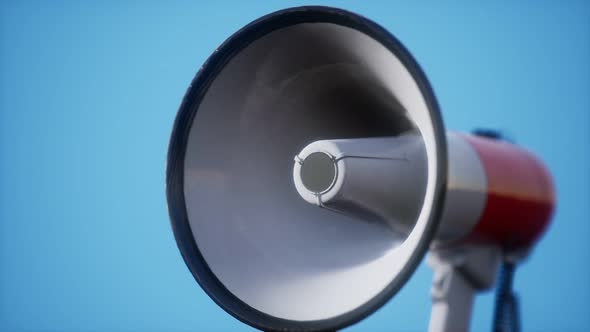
[183,23,439,321]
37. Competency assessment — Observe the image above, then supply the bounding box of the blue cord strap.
[493,262,520,332]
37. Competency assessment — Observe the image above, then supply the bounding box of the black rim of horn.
[166,6,448,332]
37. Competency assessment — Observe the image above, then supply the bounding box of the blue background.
[1,1,588,331]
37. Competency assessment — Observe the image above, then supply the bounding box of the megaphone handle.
[428,267,476,332]
[427,246,501,332]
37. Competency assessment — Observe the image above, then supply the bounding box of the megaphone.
[166,6,554,331]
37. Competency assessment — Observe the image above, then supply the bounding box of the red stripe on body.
[461,134,555,251]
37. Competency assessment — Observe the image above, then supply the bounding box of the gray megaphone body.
[166,6,554,332]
